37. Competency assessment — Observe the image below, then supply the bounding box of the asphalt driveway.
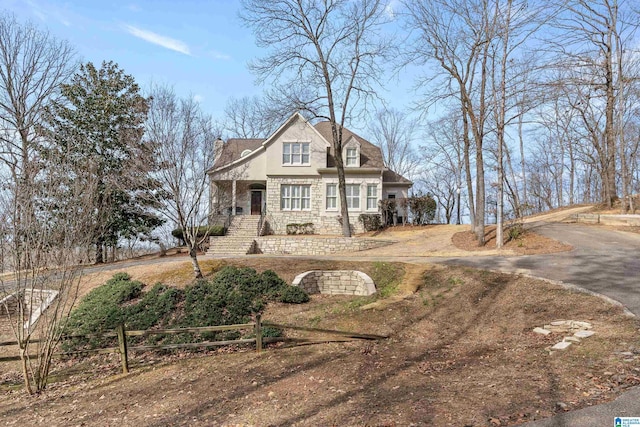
[438,221,640,427]
[441,222,640,317]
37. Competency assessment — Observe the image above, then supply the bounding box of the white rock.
[533,327,552,335]
[574,330,595,339]
[551,320,569,326]
[552,341,572,350]
[571,321,592,329]
[563,336,581,343]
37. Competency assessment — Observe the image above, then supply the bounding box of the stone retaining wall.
[254,237,394,255]
[292,270,376,296]
[0,289,58,329]
[0,294,19,315]
[575,213,640,226]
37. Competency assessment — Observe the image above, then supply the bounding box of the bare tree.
[423,112,465,224]
[240,0,392,237]
[549,0,639,207]
[146,85,218,279]
[368,108,420,180]
[404,0,501,244]
[0,13,76,267]
[0,139,95,394]
[223,94,295,139]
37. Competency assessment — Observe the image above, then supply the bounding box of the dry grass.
[452,226,573,255]
[1,263,639,427]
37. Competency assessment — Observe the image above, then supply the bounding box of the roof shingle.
[313,121,385,169]
[212,138,264,169]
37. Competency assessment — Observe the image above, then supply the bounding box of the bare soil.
[452,226,573,255]
[2,261,640,427]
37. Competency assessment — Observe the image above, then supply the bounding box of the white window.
[301,185,310,209]
[346,147,358,166]
[367,184,378,210]
[281,184,311,210]
[281,185,291,210]
[326,184,337,209]
[283,142,310,165]
[346,184,360,209]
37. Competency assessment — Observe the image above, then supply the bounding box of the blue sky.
[2,0,414,133]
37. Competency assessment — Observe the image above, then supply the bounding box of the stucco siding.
[264,116,329,176]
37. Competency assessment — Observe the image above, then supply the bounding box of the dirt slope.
[2,265,639,427]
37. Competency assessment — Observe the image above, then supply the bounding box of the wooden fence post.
[116,324,129,374]
[255,314,262,352]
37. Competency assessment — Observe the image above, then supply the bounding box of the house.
[207,113,412,235]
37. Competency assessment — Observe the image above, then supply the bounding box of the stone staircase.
[207,215,261,256]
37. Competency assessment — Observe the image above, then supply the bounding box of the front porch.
[211,180,267,216]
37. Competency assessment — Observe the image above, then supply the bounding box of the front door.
[251,191,262,215]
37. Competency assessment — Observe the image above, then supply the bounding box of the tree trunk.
[95,240,104,264]
[20,349,33,395]
[518,109,527,213]
[475,147,486,246]
[461,103,475,232]
[189,245,203,279]
[336,160,351,237]
[604,16,617,207]
[569,138,575,205]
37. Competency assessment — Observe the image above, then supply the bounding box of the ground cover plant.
[61,267,308,351]
[2,263,639,426]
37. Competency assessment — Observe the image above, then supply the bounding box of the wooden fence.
[0,315,387,374]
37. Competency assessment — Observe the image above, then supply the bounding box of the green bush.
[63,267,306,351]
[172,225,225,241]
[359,214,382,231]
[506,223,525,242]
[125,284,182,330]
[286,223,315,235]
[62,273,143,349]
[279,286,310,304]
[407,192,437,225]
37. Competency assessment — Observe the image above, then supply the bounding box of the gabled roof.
[208,113,412,186]
[210,112,325,173]
[383,169,412,185]
[212,138,265,169]
[313,121,385,169]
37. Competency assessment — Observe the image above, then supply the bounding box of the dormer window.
[343,138,360,167]
[346,147,358,166]
[283,142,310,165]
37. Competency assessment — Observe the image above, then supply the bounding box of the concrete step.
[225,216,261,238]
[207,235,255,256]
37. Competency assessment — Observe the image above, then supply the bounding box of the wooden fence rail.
[0,314,387,374]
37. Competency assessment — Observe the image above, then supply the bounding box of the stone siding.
[265,177,365,235]
[254,236,394,255]
[292,270,376,296]
[575,213,640,226]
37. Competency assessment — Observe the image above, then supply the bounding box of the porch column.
[210,181,218,214]
[232,179,237,215]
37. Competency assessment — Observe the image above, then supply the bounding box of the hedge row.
[62,267,308,351]
[171,225,225,241]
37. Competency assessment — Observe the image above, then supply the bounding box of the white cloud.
[124,24,191,56]
[385,0,401,19]
[27,0,72,26]
[58,15,71,26]
[127,4,142,12]
[210,50,231,60]
[27,0,47,22]
[193,94,204,103]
